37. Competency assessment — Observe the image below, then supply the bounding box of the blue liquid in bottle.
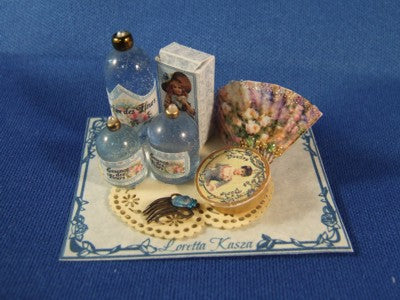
[96,117,148,188]
[147,104,200,184]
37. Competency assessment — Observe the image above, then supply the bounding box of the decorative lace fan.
[218,81,322,162]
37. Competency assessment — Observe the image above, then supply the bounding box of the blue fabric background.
[1,0,399,298]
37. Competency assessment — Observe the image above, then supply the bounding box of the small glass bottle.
[146,104,200,184]
[96,116,148,187]
[105,31,158,137]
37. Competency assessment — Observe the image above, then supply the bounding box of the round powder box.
[195,147,271,214]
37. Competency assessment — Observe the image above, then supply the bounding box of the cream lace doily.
[109,180,273,238]
[109,187,205,239]
[200,180,274,229]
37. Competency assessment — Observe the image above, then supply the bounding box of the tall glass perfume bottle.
[96,116,148,187]
[105,31,158,136]
[146,104,200,184]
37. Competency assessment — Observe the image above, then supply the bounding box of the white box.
[155,42,215,147]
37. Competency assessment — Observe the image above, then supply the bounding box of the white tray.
[60,117,352,260]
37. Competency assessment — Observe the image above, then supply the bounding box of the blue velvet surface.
[1,0,399,298]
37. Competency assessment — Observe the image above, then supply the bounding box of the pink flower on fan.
[245,120,261,135]
[273,129,286,142]
[260,103,268,115]
[221,102,232,115]
[294,96,305,106]
[259,115,271,127]
[284,119,296,132]
[293,106,304,122]
[260,133,269,144]
[278,107,290,123]
[232,117,242,127]
[249,89,262,109]
[242,108,259,120]
[251,109,259,119]
[242,108,253,120]
[232,135,242,143]
[238,98,251,112]
[290,126,299,135]
[270,101,283,120]
[219,88,228,99]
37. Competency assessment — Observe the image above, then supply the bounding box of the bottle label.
[148,146,190,179]
[99,150,147,186]
[107,83,158,127]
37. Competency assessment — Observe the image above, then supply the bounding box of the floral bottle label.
[99,150,147,186]
[107,83,158,127]
[148,146,190,179]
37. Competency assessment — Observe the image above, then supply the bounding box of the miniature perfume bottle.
[105,31,158,135]
[146,104,200,184]
[96,116,148,187]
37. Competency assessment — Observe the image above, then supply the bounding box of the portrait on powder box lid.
[202,163,253,191]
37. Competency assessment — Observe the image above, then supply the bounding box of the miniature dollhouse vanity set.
[60,31,352,260]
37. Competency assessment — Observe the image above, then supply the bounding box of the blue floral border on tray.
[60,118,352,260]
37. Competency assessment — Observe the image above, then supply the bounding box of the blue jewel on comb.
[144,193,199,223]
[171,194,198,209]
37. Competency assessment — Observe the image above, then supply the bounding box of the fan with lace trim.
[218,81,322,162]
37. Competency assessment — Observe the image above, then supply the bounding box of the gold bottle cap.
[112,31,134,51]
[106,116,121,131]
[166,104,179,119]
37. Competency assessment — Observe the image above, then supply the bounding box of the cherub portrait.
[203,163,252,191]
[162,72,195,118]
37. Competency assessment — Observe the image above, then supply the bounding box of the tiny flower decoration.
[127,166,135,178]
[260,133,269,144]
[259,115,271,127]
[231,135,242,143]
[139,112,150,123]
[242,108,257,120]
[232,117,242,127]
[129,109,140,121]
[133,163,143,174]
[250,109,259,119]
[221,102,232,115]
[245,120,261,135]
[166,163,185,175]
[173,165,185,174]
